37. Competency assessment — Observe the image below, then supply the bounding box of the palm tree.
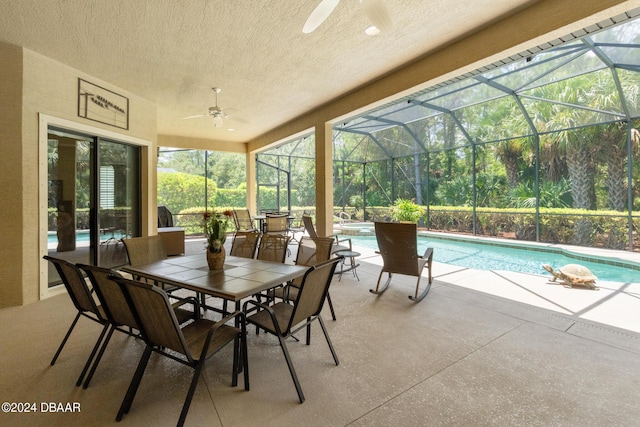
[586,69,640,212]
[590,122,628,211]
[493,138,525,189]
[526,75,602,244]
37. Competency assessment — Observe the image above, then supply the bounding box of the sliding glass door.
[47,127,140,287]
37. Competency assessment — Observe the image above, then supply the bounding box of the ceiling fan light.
[365,25,380,35]
[213,115,223,127]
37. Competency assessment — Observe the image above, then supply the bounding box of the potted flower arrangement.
[203,210,233,269]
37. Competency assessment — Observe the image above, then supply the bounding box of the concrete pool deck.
[350,241,640,335]
[4,236,638,426]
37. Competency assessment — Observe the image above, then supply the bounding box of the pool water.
[47,230,126,244]
[349,235,640,284]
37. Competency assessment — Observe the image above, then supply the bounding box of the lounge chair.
[301,214,352,254]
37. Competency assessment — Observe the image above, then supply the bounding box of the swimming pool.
[47,230,126,244]
[347,234,640,284]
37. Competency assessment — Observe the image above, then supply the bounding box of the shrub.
[391,198,426,223]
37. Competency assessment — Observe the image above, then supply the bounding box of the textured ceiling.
[0,0,538,143]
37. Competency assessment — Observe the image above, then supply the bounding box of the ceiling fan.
[303,0,392,34]
[183,87,234,128]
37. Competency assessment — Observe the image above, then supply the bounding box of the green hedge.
[47,205,637,250]
[333,205,635,249]
[215,188,248,207]
[427,206,633,249]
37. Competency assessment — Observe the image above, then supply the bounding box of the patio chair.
[371,221,434,302]
[271,236,338,320]
[43,256,110,387]
[301,214,352,253]
[230,230,260,258]
[264,212,289,235]
[287,210,310,243]
[122,235,168,266]
[250,233,292,321]
[243,257,342,403]
[233,208,258,232]
[110,275,248,427]
[256,234,290,263]
[77,264,199,389]
[122,235,184,298]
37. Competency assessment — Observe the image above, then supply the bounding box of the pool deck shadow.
[352,243,640,338]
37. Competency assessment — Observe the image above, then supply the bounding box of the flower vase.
[206,246,226,270]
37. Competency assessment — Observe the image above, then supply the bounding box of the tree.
[585,68,640,211]
[157,171,217,212]
[206,152,245,188]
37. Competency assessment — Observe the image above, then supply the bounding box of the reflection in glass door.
[46,128,140,287]
[97,140,140,269]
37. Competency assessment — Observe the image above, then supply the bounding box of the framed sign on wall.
[77,78,129,129]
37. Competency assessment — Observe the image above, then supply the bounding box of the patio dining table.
[120,254,307,311]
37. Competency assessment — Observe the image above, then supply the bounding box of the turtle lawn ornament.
[542,264,599,290]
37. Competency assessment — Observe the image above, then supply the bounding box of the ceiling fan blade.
[182,114,208,119]
[360,0,392,32]
[303,0,340,33]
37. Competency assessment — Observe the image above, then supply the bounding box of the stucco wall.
[0,45,158,307]
[0,43,24,307]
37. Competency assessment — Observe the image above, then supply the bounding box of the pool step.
[336,227,374,236]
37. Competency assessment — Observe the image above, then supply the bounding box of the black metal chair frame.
[243,257,342,403]
[44,255,110,388]
[370,221,434,302]
[230,230,261,259]
[274,236,338,321]
[77,263,199,389]
[111,275,249,427]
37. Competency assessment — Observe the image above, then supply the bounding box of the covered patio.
[2,2,640,425]
[5,1,640,307]
[2,238,639,426]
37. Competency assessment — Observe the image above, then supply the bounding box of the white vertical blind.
[100,165,115,209]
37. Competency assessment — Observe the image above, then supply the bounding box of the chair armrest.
[242,300,285,336]
[198,310,246,359]
[213,310,245,329]
[281,282,300,300]
[334,235,352,250]
[242,299,271,316]
[171,296,201,319]
[421,247,434,261]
